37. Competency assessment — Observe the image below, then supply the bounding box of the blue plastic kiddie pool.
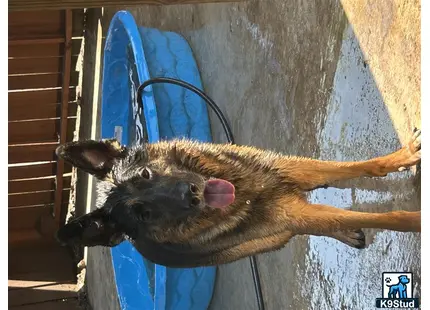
[100,10,216,310]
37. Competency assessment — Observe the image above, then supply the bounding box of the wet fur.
[56,131,421,268]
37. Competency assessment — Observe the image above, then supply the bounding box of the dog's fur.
[55,130,421,268]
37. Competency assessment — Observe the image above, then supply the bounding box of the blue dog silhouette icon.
[387,275,410,299]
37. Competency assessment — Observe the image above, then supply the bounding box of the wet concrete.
[84,1,420,309]
[297,24,420,309]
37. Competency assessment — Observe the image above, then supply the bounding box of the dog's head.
[398,275,410,285]
[55,139,235,247]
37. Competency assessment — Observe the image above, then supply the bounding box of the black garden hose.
[138,77,265,310]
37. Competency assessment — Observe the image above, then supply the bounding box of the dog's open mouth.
[203,179,235,209]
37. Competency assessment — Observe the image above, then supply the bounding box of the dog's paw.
[408,128,421,159]
[395,129,421,172]
[332,229,366,249]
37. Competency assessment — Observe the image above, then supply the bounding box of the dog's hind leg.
[278,130,420,191]
[288,202,420,233]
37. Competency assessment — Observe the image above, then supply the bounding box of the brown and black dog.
[55,130,421,268]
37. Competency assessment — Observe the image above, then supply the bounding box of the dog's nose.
[189,183,198,194]
[176,182,198,194]
[175,182,199,205]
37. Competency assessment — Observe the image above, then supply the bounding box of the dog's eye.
[134,203,151,222]
[139,167,152,179]
[141,210,151,221]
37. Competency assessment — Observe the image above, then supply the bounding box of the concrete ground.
[82,1,420,309]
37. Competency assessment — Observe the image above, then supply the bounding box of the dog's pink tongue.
[204,179,235,208]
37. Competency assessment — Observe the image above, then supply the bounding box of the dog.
[55,129,421,268]
[387,275,410,299]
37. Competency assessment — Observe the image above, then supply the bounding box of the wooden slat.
[9,40,81,57]
[54,9,73,226]
[8,176,71,194]
[9,0,243,11]
[9,143,59,164]
[8,10,63,40]
[9,57,63,74]
[9,43,63,58]
[9,279,75,289]
[9,100,78,121]
[9,118,76,144]
[8,268,74,284]
[9,162,72,180]
[8,243,76,279]
[9,73,62,90]
[9,179,53,194]
[8,56,78,74]
[9,89,77,106]
[8,229,44,245]
[9,191,55,208]
[9,37,64,46]
[9,72,79,90]
[9,163,56,180]
[9,190,70,207]
[8,206,67,247]
[8,264,75,283]
[9,283,76,307]
[8,206,52,229]
[9,120,59,144]
[9,298,79,310]
[72,9,84,37]
[71,38,83,57]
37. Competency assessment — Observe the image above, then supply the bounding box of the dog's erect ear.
[56,208,125,247]
[56,139,127,179]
